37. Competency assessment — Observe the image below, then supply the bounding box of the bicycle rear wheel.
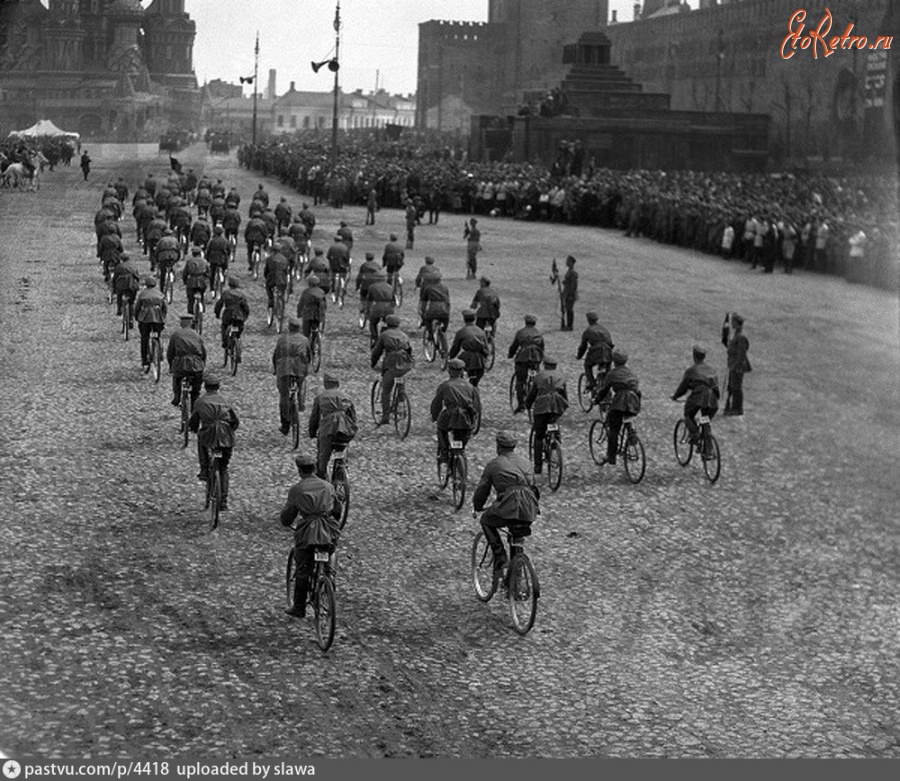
[311,332,322,373]
[508,555,538,635]
[577,373,593,412]
[230,336,241,377]
[122,301,131,341]
[150,337,161,383]
[486,336,495,371]
[588,419,608,466]
[438,329,448,370]
[702,433,721,484]
[508,373,517,414]
[673,419,693,466]
[437,450,450,489]
[275,295,285,333]
[547,440,563,492]
[393,388,411,440]
[471,531,497,603]
[285,549,297,610]
[291,392,301,451]
[315,576,336,652]
[181,391,190,448]
[207,464,221,530]
[332,468,350,529]
[422,327,436,362]
[623,428,646,484]
[370,379,381,425]
[451,453,467,511]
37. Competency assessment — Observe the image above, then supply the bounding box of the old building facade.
[0,0,199,139]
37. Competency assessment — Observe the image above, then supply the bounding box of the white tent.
[7,119,80,139]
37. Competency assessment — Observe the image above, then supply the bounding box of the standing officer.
[724,314,750,416]
[272,316,311,434]
[464,218,481,279]
[561,255,578,331]
[508,314,544,414]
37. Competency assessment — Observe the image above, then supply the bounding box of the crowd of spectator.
[1,135,78,169]
[237,130,898,290]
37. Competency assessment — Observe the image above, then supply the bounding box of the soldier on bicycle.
[206,225,231,278]
[272,317,311,435]
[365,269,395,345]
[593,350,641,467]
[134,276,167,371]
[420,277,451,339]
[672,345,720,446]
[309,373,358,479]
[264,244,290,315]
[214,277,249,361]
[577,311,613,393]
[382,232,405,285]
[280,452,341,618]
[189,373,239,510]
[430,358,480,463]
[508,314,544,414]
[371,314,414,426]
[166,313,206,407]
[182,247,209,316]
[525,356,568,475]
[470,276,500,334]
[449,309,490,387]
[155,227,181,293]
[327,235,351,296]
[244,213,269,271]
[473,431,540,579]
[296,275,326,340]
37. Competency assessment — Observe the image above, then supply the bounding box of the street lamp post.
[312,1,341,174]
[252,31,259,145]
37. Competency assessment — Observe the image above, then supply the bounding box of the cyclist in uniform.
[421,276,451,343]
[244,213,269,271]
[371,314,414,426]
[430,358,480,463]
[296,275,326,340]
[189,214,211,250]
[336,220,354,253]
[449,309,490,387]
[593,350,641,467]
[145,210,168,266]
[279,452,341,618]
[167,313,206,407]
[326,235,351,298]
[264,243,291,317]
[508,314,544,414]
[309,373,358,479]
[206,225,230,280]
[382,233,405,286]
[365,269,395,345]
[577,311,613,394]
[155,227,181,293]
[355,251,381,320]
[99,229,123,284]
[275,196,293,235]
[134,276,168,371]
[272,317,311,435]
[473,431,540,579]
[525,356,568,475]
[470,276,500,334]
[189,373,239,510]
[299,203,316,238]
[113,252,141,323]
[182,247,209,316]
[672,345,720,447]
[305,247,331,296]
[214,277,249,363]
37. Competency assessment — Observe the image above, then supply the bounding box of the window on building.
[303,116,310,129]
[277,115,284,127]
[290,115,297,128]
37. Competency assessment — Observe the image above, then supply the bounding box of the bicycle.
[267,286,286,333]
[437,433,468,511]
[391,273,403,308]
[160,264,175,305]
[190,290,205,335]
[331,271,348,309]
[471,525,539,635]
[528,421,564,492]
[147,327,163,383]
[370,375,411,439]
[204,447,224,530]
[673,411,721,484]
[211,266,225,300]
[588,409,646,484]
[358,301,369,332]
[120,296,133,342]
[250,244,262,280]
[577,369,608,413]
[508,367,537,422]
[285,543,337,652]
[484,321,497,371]
[288,375,306,451]
[179,376,192,448]
[224,322,242,377]
[422,320,448,368]
[226,233,237,264]
[308,322,323,373]
[330,444,351,529]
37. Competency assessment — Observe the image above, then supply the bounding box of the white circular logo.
[2,761,21,780]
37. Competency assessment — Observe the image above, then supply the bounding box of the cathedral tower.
[141,0,197,89]
[43,0,86,71]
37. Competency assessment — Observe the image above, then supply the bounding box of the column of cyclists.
[95,168,725,646]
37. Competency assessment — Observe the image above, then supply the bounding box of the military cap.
[496,430,518,448]
[586,311,599,322]
[191,246,202,255]
[295,453,317,468]
[163,227,173,234]
[389,233,398,241]
[307,274,320,285]
[373,268,387,278]
[524,314,537,325]
[566,255,576,265]
[732,313,745,326]
[178,312,194,321]
[462,309,476,320]
[542,356,558,367]
[214,225,224,233]
[612,349,628,364]
[340,220,347,227]
[693,344,707,359]
[313,247,324,255]
[447,358,466,371]
[119,253,130,261]
[323,372,339,386]
[480,276,490,285]
[202,372,221,387]
[144,276,156,287]
[385,314,401,327]
[334,235,343,241]
[365,251,375,260]
[424,256,435,264]
[288,316,302,329]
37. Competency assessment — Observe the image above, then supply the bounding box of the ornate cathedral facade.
[0,0,198,138]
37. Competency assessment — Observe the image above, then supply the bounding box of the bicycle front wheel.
[673,419,693,466]
[230,337,241,377]
[623,429,646,484]
[370,379,381,425]
[508,555,538,635]
[122,302,130,342]
[486,337,495,371]
[577,373,593,412]
[471,531,497,603]
[451,453,467,511]
[438,330,448,370]
[547,440,563,492]
[393,389,411,440]
[181,393,190,448]
[702,433,721,484]
[588,419,608,466]
[311,333,322,373]
[315,576,336,652]
[508,373,517,414]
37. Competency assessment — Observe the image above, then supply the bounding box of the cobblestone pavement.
[1,145,898,759]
